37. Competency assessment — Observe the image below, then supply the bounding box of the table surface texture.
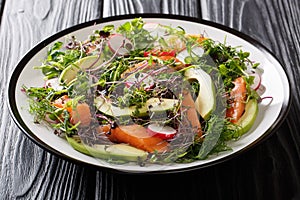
[0,0,299,199]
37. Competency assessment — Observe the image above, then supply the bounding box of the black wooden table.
[1,0,299,199]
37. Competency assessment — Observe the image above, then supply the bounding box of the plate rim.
[6,13,292,174]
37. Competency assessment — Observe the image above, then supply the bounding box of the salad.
[22,18,266,166]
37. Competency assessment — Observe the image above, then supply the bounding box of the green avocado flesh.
[66,136,148,162]
[95,97,179,117]
[184,67,216,120]
[59,55,104,84]
[235,98,259,135]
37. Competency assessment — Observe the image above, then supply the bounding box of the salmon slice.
[53,95,92,127]
[70,103,92,127]
[181,90,202,137]
[226,77,247,123]
[106,124,168,153]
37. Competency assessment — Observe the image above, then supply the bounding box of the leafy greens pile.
[22,18,261,165]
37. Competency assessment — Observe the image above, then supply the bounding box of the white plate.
[7,15,291,173]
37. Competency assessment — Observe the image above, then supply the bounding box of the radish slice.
[147,124,177,140]
[249,72,262,91]
[143,22,159,32]
[108,34,133,56]
[143,22,165,38]
[44,78,63,91]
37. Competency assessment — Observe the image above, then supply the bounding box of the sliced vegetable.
[66,136,148,162]
[106,124,169,153]
[59,55,104,84]
[144,50,176,57]
[185,67,216,120]
[251,73,262,91]
[147,124,177,140]
[233,99,258,135]
[95,97,179,117]
[107,34,133,56]
[143,22,165,38]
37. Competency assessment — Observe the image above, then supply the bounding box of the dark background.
[0,0,299,199]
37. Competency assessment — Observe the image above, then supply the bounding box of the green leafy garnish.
[22,18,262,164]
[116,17,156,50]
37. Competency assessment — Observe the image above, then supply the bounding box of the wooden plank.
[0,1,103,199]
[0,0,4,25]
[201,0,300,199]
[101,1,300,200]
[1,0,299,199]
[103,0,201,18]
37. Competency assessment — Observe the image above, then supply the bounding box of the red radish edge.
[147,124,177,140]
[249,72,262,91]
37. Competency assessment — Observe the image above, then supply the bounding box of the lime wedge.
[59,55,104,84]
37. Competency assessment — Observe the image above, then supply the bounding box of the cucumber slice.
[235,98,259,135]
[94,97,179,117]
[185,67,216,120]
[59,55,104,84]
[66,136,148,162]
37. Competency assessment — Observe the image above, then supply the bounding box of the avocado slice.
[66,136,148,162]
[94,97,179,117]
[235,98,259,135]
[59,55,104,84]
[185,67,216,120]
